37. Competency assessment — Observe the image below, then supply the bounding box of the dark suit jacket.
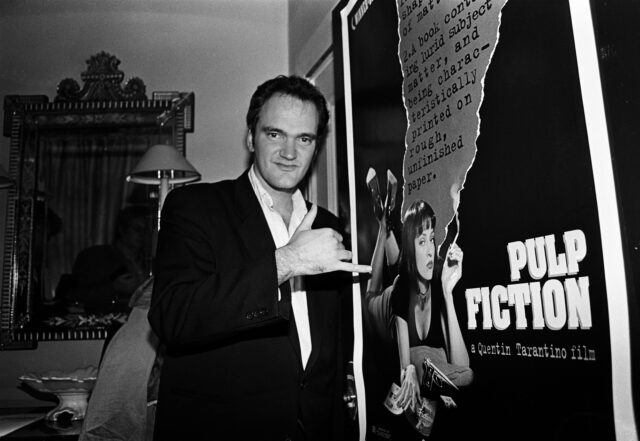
[148,170,349,441]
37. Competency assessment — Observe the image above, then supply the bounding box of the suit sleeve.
[148,186,290,349]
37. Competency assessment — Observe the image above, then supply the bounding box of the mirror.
[1,52,195,349]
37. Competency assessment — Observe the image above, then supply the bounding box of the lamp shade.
[0,164,15,189]
[126,144,201,185]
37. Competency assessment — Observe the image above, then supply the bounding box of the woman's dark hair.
[390,200,441,319]
[399,200,436,292]
[245,75,330,147]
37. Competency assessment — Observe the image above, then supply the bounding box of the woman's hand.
[442,243,463,297]
[398,364,420,412]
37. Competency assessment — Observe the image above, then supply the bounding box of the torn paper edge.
[396,0,509,257]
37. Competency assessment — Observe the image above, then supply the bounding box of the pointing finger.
[336,262,372,273]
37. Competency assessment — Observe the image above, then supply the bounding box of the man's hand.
[276,205,371,284]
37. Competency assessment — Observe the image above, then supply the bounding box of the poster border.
[337,1,368,439]
[569,1,637,438]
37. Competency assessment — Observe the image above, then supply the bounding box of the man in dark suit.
[149,75,370,441]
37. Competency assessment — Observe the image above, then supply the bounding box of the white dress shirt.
[248,166,312,369]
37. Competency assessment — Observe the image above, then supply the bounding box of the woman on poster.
[365,178,473,436]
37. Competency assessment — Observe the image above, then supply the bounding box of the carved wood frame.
[1,52,194,349]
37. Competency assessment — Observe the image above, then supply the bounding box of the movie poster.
[334,0,636,440]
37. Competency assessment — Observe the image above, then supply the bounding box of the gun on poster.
[384,357,460,415]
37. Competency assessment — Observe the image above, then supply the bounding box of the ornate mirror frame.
[1,52,194,349]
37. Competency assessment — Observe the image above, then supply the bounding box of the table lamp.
[126,144,201,231]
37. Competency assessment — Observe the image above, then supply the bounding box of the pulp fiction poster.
[333,0,637,439]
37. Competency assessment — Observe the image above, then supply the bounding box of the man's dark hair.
[246,75,330,146]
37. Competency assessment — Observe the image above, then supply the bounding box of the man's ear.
[245,130,255,153]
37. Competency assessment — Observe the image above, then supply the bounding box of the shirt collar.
[248,165,308,226]
[248,165,274,208]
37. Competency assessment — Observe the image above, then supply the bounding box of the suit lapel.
[302,206,333,373]
[234,171,275,260]
[304,283,326,373]
[233,171,303,367]
[287,302,303,368]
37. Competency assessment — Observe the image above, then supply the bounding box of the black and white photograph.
[0,1,638,440]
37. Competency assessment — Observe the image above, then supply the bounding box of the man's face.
[247,93,318,197]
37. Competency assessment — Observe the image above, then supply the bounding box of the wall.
[288,0,336,76]
[0,0,288,407]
